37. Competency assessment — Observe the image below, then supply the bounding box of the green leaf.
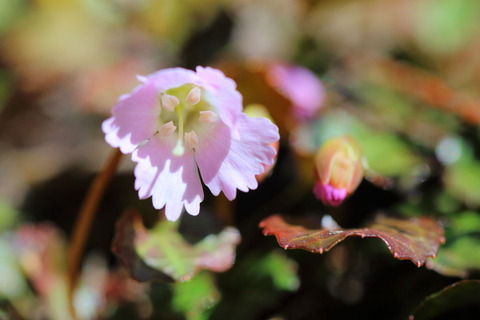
[0,200,17,231]
[210,251,300,320]
[172,272,219,320]
[444,159,480,207]
[426,211,480,277]
[0,0,27,35]
[410,280,480,320]
[112,211,241,282]
[359,131,420,177]
[255,251,300,291]
[427,237,480,277]
[450,210,480,234]
[414,0,480,54]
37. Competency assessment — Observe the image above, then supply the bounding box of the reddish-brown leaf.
[259,215,445,267]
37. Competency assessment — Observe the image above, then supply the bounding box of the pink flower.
[103,67,279,221]
[267,63,324,119]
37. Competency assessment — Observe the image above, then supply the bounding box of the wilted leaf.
[112,211,241,282]
[409,280,480,320]
[259,215,444,267]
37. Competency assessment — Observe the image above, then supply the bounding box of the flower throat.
[158,83,218,156]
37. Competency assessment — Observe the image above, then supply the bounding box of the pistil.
[173,102,186,156]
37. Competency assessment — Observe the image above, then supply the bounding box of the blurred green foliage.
[415,0,480,54]
[314,111,420,177]
[0,200,17,231]
[172,272,219,320]
[428,211,480,277]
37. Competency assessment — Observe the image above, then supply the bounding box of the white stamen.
[159,121,176,136]
[186,87,201,105]
[161,94,179,111]
[184,131,199,150]
[199,111,218,123]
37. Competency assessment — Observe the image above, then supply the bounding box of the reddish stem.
[67,148,122,317]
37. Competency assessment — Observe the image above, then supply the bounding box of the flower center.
[158,84,217,156]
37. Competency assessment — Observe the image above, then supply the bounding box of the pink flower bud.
[313,136,363,206]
